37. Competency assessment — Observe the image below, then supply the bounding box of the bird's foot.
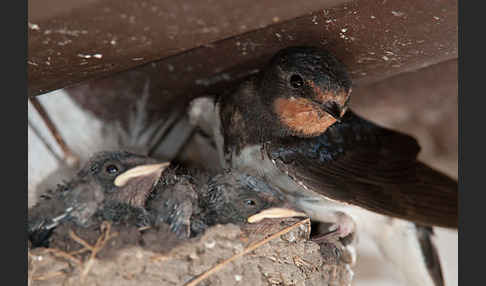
[309,213,357,267]
[311,222,357,267]
[317,211,356,239]
[295,199,356,239]
[311,223,353,245]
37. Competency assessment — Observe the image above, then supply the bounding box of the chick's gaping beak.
[114,162,171,187]
[247,207,308,223]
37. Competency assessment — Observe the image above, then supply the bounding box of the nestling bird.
[147,167,305,238]
[188,46,456,286]
[28,151,169,247]
[29,151,303,247]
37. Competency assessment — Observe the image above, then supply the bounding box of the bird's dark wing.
[416,225,444,286]
[28,187,71,247]
[267,110,457,228]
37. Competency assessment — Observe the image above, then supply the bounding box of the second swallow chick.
[146,168,306,238]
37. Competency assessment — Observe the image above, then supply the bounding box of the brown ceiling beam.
[28,0,352,96]
[29,0,457,97]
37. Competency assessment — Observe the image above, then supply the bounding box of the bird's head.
[77,151,170,208]
[258,46,352,137]
[201,172,305,224]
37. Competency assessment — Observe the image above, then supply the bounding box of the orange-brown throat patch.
[273,97,337,137]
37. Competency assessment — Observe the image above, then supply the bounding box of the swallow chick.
[28,151,169,248]
[146,168,306,239]
[193,171,306,235]
[188,46,456,286]
[145,166,203,238]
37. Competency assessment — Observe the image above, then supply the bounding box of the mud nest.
[28,217,354,286]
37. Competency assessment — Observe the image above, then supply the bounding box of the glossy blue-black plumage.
[267,110,457,228]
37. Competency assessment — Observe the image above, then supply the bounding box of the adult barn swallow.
[188,46,456,286]
[28,151,169,247]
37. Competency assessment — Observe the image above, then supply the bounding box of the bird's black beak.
[313,100,343,122]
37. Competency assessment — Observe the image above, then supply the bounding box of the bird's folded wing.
[267,110,457,228]
[416,225,445,286]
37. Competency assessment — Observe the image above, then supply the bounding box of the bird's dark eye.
[244,199,257,207]
[105,164,119,175]
[289,74,304,88]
